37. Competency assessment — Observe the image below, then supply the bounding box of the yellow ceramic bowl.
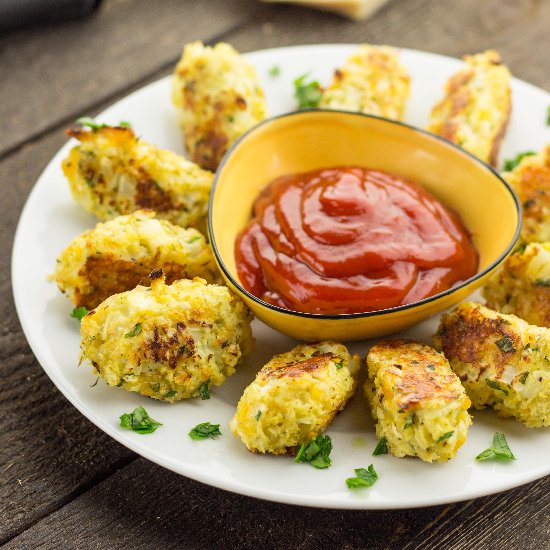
[208,110,521,342]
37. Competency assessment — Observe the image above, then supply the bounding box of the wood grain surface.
[1,0,549,548]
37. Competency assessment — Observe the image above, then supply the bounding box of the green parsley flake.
[199,379,210,400]
[334,359,344,369]
[475,432,515,461]
[268,65,281,77]
[188,422,221,441]
[534,278,550,287]
[514,241,528,255]
[436,431,454,443]
[346,465,378,489]
[485,378,509,396]
[519,372,529,384]
[119,120,132,127]
[404,411,416,429]
[255,410,262,421]
[163,390,177,399]
[77,116,105,130]
[372,436,388,456]
[294,73,323,109]
[495,336,516,353]
[90,377,99,388]
[119,406,162,434]
[151,383,160,393]
[503,151,536,172]
[547,105,550,126]
[295,434,332,469]
[125,323,142,338]
[71,306,89,321]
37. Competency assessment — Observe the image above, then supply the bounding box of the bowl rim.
[208,109,522,320]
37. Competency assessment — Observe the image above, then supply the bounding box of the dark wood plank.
[2,458,446,549]
[0,0,261,157]
[0,129,137,544]
[229,0,550,92]
[4,457,549,549]
[402,476,550,549]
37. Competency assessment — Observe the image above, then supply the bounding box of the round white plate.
[12,45,550,509]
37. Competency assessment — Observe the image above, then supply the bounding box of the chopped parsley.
[77,116,105,130]
[77,116,131,130]
[372,436,388,456]
[503,151,536,172]
[475,432,515,462]
[71,306,89,321]
[199,379,210,400]
[295,434,332,469]
[90,377,99,388]
[125,323,142,338]
[519,372,529,384]
[294,73,323,109]
[151,383,160,393]
[436,431,454,443]
[186,235,202,244]
[334,359,344,369]
[426,364,435,371]
[547,105,550,126]
[534,278,550,287]
[163,390,177,399]
[119,406,162,434]
[268,65,281,77]
[404,411,416,429]
[485,378,509,396]
[188,422,221,441]
[346,465,378,489]
[514,241,528,255]
[495,336,516,353]
[255,410,262,421]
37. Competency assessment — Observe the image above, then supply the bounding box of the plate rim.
[11,43,550,510]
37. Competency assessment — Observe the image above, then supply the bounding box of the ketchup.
[235,166,478,315]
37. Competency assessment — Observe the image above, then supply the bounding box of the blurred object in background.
[260,0,390,20]
[0,0,101,33]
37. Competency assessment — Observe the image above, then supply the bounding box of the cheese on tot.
[62,125,212,232]
[320,44,410,120]
[365,340,472,462]
[503,144,550,243]
[230,341,359,454]
[483,242,550,328]
[435,302,550,428]
[427,50,511,166]
[80,274,254,402]
[172,41,268,171]
[55,210,220,310]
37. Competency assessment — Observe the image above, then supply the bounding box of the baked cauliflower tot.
[502,144,550,243]
[483,242,550,328]
[435,302,550,428]
[365,340,472,463]
[320,44,410,120]
[62,124,213,232]
[230,342,359,454]
[55,210,220,310]
[427,50,511,166]
[172,41,268,171]
[80,273,254,402]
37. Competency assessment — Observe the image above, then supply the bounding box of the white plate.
[12,45,550,509]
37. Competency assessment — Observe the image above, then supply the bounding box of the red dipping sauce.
[235,166,478,315]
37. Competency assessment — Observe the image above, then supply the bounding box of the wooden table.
[1,1,549,547]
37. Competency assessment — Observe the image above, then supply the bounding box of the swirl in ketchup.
[235,166,478,315]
